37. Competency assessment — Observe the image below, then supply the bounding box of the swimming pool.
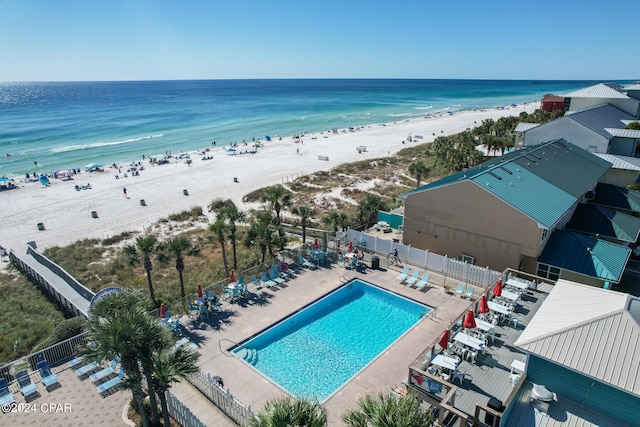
[231,279,431,401]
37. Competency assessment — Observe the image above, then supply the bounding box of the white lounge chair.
[414,272,430,289]
[455,283,466,296]
[404,270,420,286]
[464,286,474,299]
[395,266,409,282]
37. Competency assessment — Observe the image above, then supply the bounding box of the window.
[536,263,560,281]
[540,228,548,243]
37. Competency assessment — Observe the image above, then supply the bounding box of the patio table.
[430,354,459,371]
[474,317,495,332]
[488,300,513,315]
[453,332,484,350]
[506,278,529,290]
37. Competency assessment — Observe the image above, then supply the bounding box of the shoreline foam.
[0,102,537,254]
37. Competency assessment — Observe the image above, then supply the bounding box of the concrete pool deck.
[175,263,474,425]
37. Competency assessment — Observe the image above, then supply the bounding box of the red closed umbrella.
[230,269,236,283]
[437,329,450,350]
[348,241,353,252]
[479,295,490,314]
[493,279,503,297]
[159,303,166,319]
[463,309,477,329]
[197,284,203,298]
[313,237,319,249]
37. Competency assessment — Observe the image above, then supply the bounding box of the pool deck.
[177,263,474,425]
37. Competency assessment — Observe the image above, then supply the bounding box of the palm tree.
[209,218,230,276]
[245,210,276,263]
[354,194,388,228]
[220,202,245,270]
[262,185,292,240]
[250,395,327,427]
[84,290,158,427]
[341,392,434,427]
[150,343,200,427]
[408,160,430,188]
[123,235,160,306]
[291,204,316,243]
[165,236,199,300]
[321,211,349,233]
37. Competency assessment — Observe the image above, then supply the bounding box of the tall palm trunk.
[230,227,238,270]
[176,257,186,299]
[144,257,156,306]
[159,391,171,427]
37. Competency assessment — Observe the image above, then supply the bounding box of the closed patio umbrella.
[159,303,166,319]
[197,284,203,298]
[348,241,353,252]
[230,269,236,283]
[493,279,503,297]
[463,309,477,329]
[313,237,319,249]
[437,329,449,350]
[479,295,490,314]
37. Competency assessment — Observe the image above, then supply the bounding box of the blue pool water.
[231,279,431,401]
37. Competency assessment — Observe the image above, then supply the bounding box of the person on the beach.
[123,187,127,198]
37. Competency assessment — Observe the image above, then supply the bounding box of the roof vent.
[587,247,592,254]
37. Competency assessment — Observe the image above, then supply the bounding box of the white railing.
[343,229,501,289]
[187,371,254,427]
[166,391,207,427]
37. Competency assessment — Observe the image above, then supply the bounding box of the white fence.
[166,391,207,427]
[343,229,501,289]
[188,371,254,426]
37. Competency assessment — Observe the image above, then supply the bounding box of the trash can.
[37,222,45,231]
[91,211,98,218]
[140,199,146,206]
[371,256,380,270]
[484,397,503,426]
[183,189,189,196]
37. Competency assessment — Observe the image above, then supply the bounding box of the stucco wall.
[402,180,543,271]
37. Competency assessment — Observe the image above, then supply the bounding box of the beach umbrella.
[85,162,102,170]
[463,309,477,329]
[348,241,353,252]
[313,237,319,249]
[197,284,203,298]
[493,279,503,297]
[159,303,167,319]
[230,269,236,283]
[437,329,449,350]
[479,295,490,314]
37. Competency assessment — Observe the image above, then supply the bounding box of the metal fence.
[188,371,254,427]
[0,333,88,391]
[343,229,501,289]
[166,391,207,427]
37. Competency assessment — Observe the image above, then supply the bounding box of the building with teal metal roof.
[400,138,626,285]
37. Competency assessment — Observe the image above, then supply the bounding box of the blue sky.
[1,0,638,82]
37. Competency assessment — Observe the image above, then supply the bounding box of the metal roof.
[590,183,640,213]
[515,280,640,396]
[623,84,640,91]
[538,230,631,282]
[514,122,540,132]
[564,104,636,139]
[564,83,630,99]
[401,140,611,227]
[605,127,640,138]
[593,153,640,171]
[566,204,640,243]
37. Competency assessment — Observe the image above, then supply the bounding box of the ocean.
[0,79,615,178]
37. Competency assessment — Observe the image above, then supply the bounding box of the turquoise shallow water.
[232,279,431,401]
[0,79,615,177]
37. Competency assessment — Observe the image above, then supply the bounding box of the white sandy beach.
[1,103,537,254]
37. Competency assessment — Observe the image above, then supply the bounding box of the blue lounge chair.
[395,266,409,282]
[0,378,15,406]
[464,285,475,299]
[37,360,60,391]
[90,357,119,384]
[269,268,286,285]
[404,270,420,286]
[260,272,277,288]
[414,272,430,289]
[75,361,99,378]
[251,275,262,289]
[456,283,466,296]
[68,355,86,369]
[16,370,39,401]
[298,254,315,269]
[97,369,125,396]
